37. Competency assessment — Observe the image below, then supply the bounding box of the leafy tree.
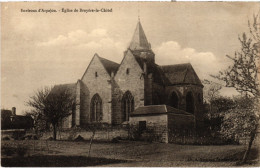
[27,86,75,140]
[214,13,260,163]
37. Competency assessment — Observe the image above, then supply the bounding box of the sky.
[1,2,259,114]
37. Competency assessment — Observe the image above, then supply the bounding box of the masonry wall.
[113,51,145,124]
[130,114,168,143]
[75,81,81,126]
[165,85,203,122]
[81,56,112,125]
[152,82,165,105]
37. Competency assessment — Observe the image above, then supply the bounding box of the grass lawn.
[1,140,259,167]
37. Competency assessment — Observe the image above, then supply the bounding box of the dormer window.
[126,68,130,75]
[95,72,98,77]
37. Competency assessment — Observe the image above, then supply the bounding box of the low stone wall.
[1,129,27,140]
[40,127,129,141]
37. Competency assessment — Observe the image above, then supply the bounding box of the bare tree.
[214,12,260,163]
[27,86,75,140]
[202,79,222,104]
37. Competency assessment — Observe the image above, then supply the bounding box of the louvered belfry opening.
[90,94,103,122]
[121,91,134,122]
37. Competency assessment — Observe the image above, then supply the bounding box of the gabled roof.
[97,55,120,76]
[129,21,151,50]
[128,50,169,85]
[50,83,76,98]
[131,105,193,116]
[81,54,120,80]
[160,63,203,86]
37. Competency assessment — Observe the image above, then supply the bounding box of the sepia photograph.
[1,2,260,167]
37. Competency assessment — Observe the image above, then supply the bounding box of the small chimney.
[12,107,16,116]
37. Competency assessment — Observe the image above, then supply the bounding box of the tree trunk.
[88,131,95,157]
[53,124,57,140]
[242,124,258,163]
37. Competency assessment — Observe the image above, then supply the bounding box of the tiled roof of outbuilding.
[131,105,192,116]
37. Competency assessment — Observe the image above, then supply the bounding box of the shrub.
[111,137,119,143]
[2,146,16,156]
[47,137,54,141]
[11,131,26,140]
[16,145,28,157]
[3,136,10,141]
[33,135,38,140]
[74,135,84,141]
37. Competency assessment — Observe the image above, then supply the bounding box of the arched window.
[122,91,134,122]
[186,92,194,114]
[90,94,102,122]
[169,91,179,109]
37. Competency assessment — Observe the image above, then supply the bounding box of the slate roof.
[129,21,151,50]
[97,55,120,76]
[129,50,169,85]
[160,63,203,86]
[131,105,192,116]
[50,83,76,98]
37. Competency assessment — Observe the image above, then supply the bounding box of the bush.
[47,137,54,141]
[2,146,16,156]
[111,138,119,143]
[11,131,26,140]
[74,135,84,141]
[3,136,10,141]
[16,145,28,157]
[33,135,38,140]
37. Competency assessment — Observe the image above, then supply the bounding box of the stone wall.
[130,114,168,143]
[113,50,145,124]
[165,84,203,123]
[40,127,129,141]
[81,55,112,125]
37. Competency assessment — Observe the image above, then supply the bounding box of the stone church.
[55,20,204,132]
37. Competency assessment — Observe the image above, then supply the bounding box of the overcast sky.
[1,2,259,114]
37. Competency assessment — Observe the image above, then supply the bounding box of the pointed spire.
[129,21,151,50]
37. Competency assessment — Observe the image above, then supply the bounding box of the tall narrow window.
[186,92,194,114]
[126,68,130,75]
[169,91,179,109]
[121,91,134,122]
[90,94,102,122]
[95,72,98,77]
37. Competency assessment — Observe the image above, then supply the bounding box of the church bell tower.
[128,20,155,63]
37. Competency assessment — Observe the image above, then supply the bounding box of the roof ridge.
[97,55,120,66]
[129,21,150,50]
